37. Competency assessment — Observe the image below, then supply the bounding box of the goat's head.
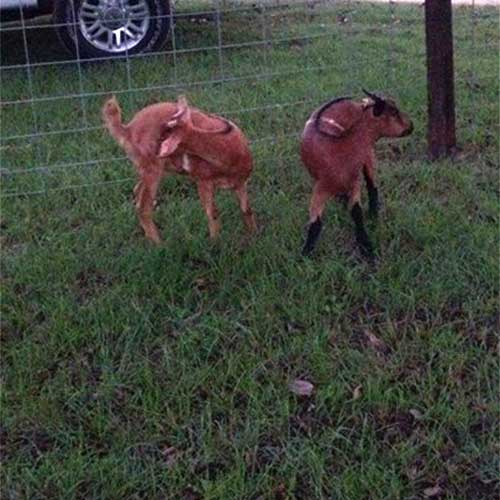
[158,95,233,158]
[362,89,413,139]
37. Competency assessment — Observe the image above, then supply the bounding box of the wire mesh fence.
[0,0,497,198]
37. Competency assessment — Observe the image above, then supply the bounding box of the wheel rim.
[77,0,151,53]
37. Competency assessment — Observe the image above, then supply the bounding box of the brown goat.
[300,89,413,257]
[102,95,256,244]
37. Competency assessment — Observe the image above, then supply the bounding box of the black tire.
[53,0,171,59]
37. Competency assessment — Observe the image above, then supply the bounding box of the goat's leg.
[133,179,143,202]
[135,170,163,244]
[302,183,330,256]
[363,162,379,219]
[349,180,374,258]
[234,183,257,233]
[197,181,221,239]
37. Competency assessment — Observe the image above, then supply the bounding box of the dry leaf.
[364,329,389,354]
[328,330,338,347]
[409,409,423,420]
[471,403,488,412]
[181,485,202,500]
[274,482,287,500]
[161,446,179,468]
[352,385,363,400]
[289,379,314,397]
[407,465,419,481]
[423,485,444,498]
[364,329,384,347]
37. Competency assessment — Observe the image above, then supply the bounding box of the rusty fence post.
[425,0,457,160]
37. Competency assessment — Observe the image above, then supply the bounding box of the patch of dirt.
[232,390,249,410]
[192,276,217,294]
[349,327,392,360]
[4,428,57,463]
[282,317,306,336]
[348,301,499,353]
[130,442,181,469]
[80,425,112,458]
[390,359,427,384]
[464,477,499,500]
[469,414,495,438]
[179,485,202,500]
[35,360,61,384]
[74,268,112,304]
[74,480,93,498]
[421,476,449,499]
[67,348,101,387]
[162,306,205,338]
[245,435,283,476]
[193,460,227,480]
[462,315,499,352]
[288,399,334,439]
[273,482,288,500]
[0,426,8,464]
[373,409,417,444]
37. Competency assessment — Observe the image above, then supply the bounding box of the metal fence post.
[425,0,457,160]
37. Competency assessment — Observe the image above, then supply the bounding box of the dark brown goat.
[102,95,256,243]
[300,90,413,257]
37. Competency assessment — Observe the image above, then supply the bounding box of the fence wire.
[0,0,496,198]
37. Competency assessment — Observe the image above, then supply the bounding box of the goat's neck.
[364,118,384,143]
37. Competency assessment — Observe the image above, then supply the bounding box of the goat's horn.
[171,95,188,119]
[166,96,190,127]
[362,88,383,102]
[177,95,188,107]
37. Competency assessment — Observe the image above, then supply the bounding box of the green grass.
[1,2,499,498]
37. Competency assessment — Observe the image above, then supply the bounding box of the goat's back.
[128,102,250,169]
[301,98,372,192]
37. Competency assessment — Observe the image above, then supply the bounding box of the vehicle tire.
[54,0,171,59]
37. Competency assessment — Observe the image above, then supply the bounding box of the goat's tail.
[102,96,129,146]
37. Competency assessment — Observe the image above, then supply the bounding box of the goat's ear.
[373,99,385,117]
[158,130,183,157]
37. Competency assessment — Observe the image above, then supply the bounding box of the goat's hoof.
[360,244,373,255]
[360,247,377,265]
[357,239,374,258]
[301,245,314,257]
[208,236,222,248]
[145,234,162,245]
